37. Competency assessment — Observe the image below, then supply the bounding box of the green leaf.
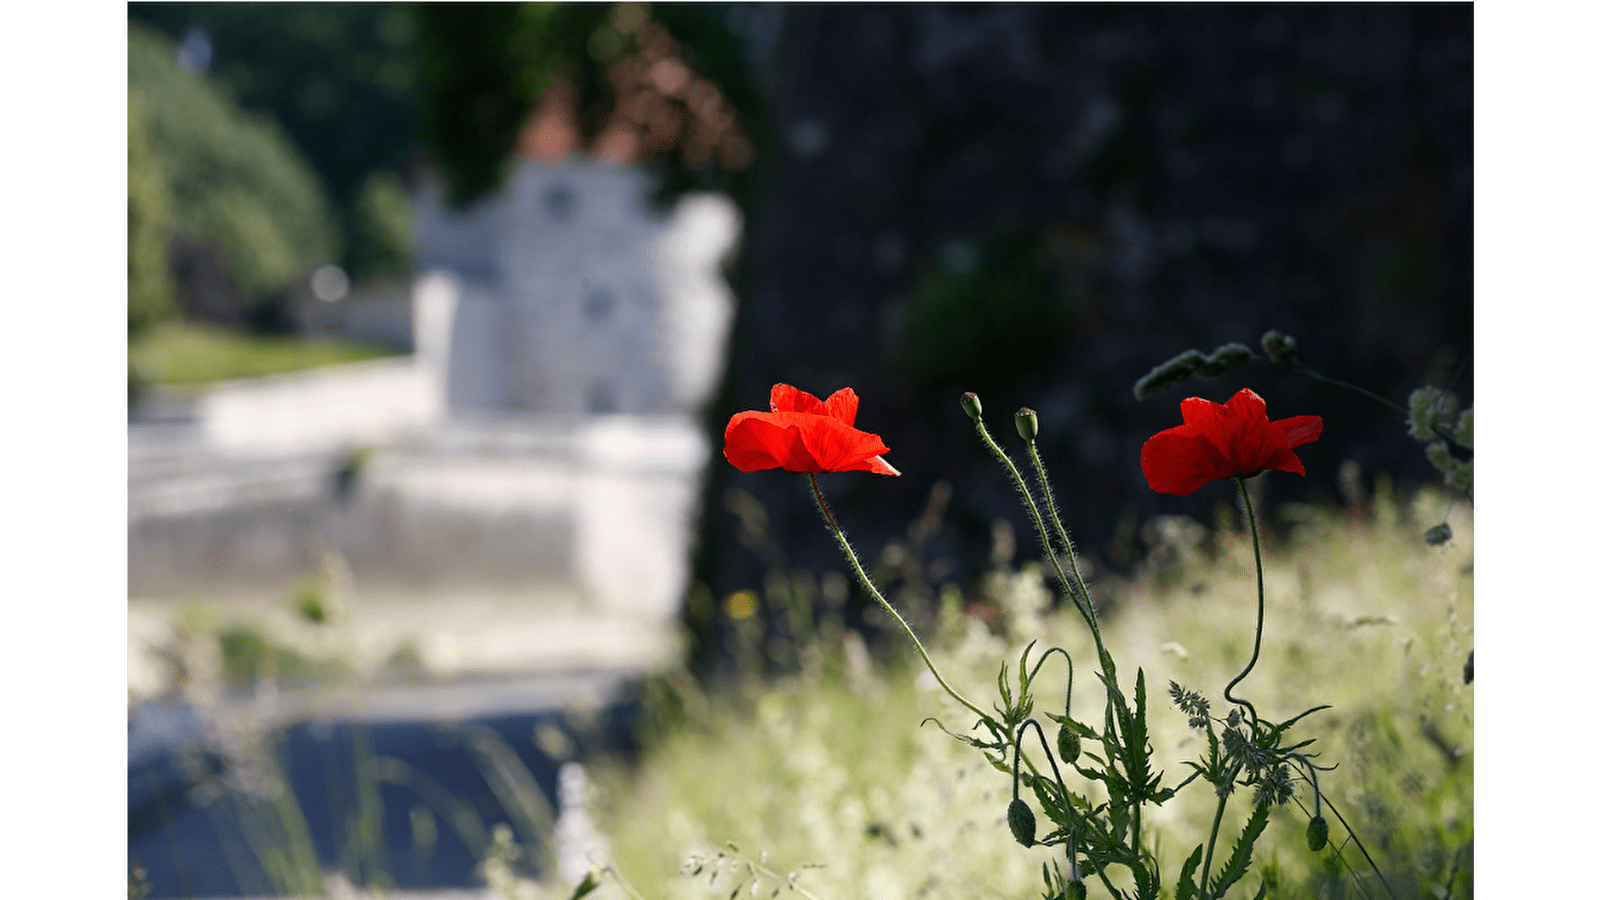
[1174,845,1205,900]
[1132,857,1158,900]
[1210,801,1271,898]
[567,870,602,899]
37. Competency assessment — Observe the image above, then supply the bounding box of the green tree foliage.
[127,93,175,339]
[128,21,339,322]
[130,3,423,281]
[347,170,416,280]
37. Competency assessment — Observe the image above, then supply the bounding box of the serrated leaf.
[1210,801,1271,897]
[1174,844,1204,900]
[1132,858,1158,900]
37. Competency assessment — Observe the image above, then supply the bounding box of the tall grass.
[591,482,1472,899]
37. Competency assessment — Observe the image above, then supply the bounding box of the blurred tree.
[127,92,175,339]
[414,2,765,209]
[129,22,340,329]
[347,171,416,281]
[128,2,421,279]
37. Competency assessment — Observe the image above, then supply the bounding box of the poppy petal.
[863,455,902,476]
[820,387,860,426]
[769,383,826,415]
[792,414,891,472]
[1179,396,1225,426]
[1274,415,1323,448]
[1261,445,1307,477]
[725,384,899,476]
[1224,388,1269,417]
[1141,425,1231,495]
[723,414,821,472]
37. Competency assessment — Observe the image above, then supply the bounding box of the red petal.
[790,414,891,472]
[1178,395,1225,426]
[819,387,860,426]
[1141,424,1231,495]
[1273,415,1323,448]
[723,413,820,472]
[863,455,901,476]
[768,383,826,414]
[1261,445,1307,477]
[1222,388,1269,420]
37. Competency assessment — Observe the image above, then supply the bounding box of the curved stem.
[1017,718,1068,800]
[808,474,987,724]
[1198,791,1230,900]
[1292,363,1406,415]
[1222,476,1264,726]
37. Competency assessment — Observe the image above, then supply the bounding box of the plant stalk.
[808,474,987,724]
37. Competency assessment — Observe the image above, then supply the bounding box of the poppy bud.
[1306,815,1328,852]
[1007,798,1036,847]
[1015,408,1039,441]
[961,392,983,421]
[1065,880,1087,900]
[1261,330,1300,366]
[1056,724,1081,765]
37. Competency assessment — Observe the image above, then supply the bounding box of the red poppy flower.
[1141,388,1322,495]
[724,384,901,476]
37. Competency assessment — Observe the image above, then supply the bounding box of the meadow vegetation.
[587,481,1471,899]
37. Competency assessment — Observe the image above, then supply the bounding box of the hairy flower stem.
[808,474,987,723]
[1222,476,1264,726]
[970,416,1117,686]
[1198,792,1231,900]
[1026,441,1097,630]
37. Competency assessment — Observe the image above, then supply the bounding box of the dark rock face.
[693,4,1471,667]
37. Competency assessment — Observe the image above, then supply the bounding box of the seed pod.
[1007,798,1036,847]
[1056,724,1081,765]
[961,392,984,421]
[1306,815,1329,852]
[1065,880,1088,900]
[1015,408,1039,441]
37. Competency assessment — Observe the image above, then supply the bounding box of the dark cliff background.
[688,3,1472,674]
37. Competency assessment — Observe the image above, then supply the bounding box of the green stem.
[1222,476,1264,726]
[808,474,987,724]
[1027,441,1100,631]
[971,416,1117,686]
[1017,718,1068,800]
[1198,791,1230,900]
[1293,363,1406,416]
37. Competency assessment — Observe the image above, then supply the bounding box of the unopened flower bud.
[961,392,984,421]
[1306,815,1329,852]
[1065,880,1088,900]
[1261,330,1300,366]
[1007,798,1036,847]
[1056,724,1081,765]
[1015,408,1039,442]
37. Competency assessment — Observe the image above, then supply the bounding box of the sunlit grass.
[130,320,401,386]
[592,482,1472,899]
